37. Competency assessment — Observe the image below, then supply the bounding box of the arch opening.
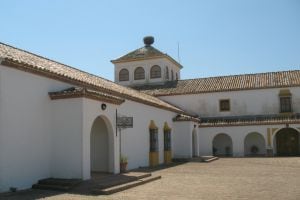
[212,133,233,157]
[90,116,114,174]
[244,132,266,156]
[274,128,300,156]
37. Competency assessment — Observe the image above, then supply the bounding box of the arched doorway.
[90,116,114,173]
[212,133,233,157]
[244,132,266,156]
[274,128,300,156]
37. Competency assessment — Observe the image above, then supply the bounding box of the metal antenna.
[177,42,181,64]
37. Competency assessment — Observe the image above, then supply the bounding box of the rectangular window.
[219,99,230,112]
[164,130,171,151]
[150,129,158,152]
[280,97,292,113]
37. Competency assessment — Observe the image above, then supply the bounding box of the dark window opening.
[164,130,171,151]
[150,65,161,79]
[134,67,145,80]
[220,99,230,111]
[119,69,129,81]
[280,97,292,113]
[150,128,158,152]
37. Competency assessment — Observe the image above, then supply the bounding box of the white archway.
[212,133,233,157]
[244,132,266,156]
[273,128,300,156]
[90,115,114,173]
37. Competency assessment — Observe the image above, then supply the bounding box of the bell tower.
[111,36,183,87]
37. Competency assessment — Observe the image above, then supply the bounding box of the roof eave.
[111,55,183,69]
[49,89,125,105]
[1,58,185,115]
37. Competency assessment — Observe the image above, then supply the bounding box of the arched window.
[176,73,178,80]
[150,65,161,79]
[171,70,174,81]
[119,69,129,81]
[165,66,169,80]
[134,67,145,80]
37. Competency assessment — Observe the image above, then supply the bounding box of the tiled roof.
[111,45,183,69]
[199,113,300,127]
[0,42,185,114]
[49,87,125,105]
[134,70,300,96]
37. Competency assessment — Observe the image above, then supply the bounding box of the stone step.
[172,158,190,162]
[97,172,151,189]
[201,156,219,163]
[92,175,161,195]
[32,183,70,191]
[32,178,82,191]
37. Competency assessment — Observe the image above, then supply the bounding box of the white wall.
[82,98,118,179]
[114,57,181,86]
[159,87,300,117]
[117,100,176,170]
[51,98,83,179]
[0,65,72,192]
[173,121,197,158]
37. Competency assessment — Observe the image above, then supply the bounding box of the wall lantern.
[101,103,107,111]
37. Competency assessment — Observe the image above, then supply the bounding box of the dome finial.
[143,36,154,46]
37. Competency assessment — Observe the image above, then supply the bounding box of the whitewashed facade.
[159,88,300,117]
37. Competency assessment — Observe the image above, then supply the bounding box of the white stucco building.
[0,36,299,192]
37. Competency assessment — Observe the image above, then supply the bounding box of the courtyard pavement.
[3,157,300,200]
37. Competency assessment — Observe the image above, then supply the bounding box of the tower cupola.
[111,36,183,87]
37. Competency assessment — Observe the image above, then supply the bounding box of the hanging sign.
[117,116,133,128]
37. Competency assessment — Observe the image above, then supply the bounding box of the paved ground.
[3,157,300,200]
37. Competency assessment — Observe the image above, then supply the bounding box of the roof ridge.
[112,45,165,61]
[111,45,182,68]
[177,69,300,82]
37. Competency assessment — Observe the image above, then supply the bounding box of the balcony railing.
[200,113,300,124]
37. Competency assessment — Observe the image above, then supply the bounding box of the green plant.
[120,155,128,164]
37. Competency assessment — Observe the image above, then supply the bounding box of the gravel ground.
[3,157,300,200]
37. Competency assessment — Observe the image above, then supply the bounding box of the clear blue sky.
[1,0,299,80]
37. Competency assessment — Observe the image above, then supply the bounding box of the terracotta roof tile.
[134,70,300,96]
[0,42,185,114]
[49,87,125,105]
